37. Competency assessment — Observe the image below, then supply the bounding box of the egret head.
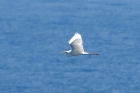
[60,50,72,57]
[60,50,71,54]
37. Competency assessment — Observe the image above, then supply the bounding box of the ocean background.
[0,0,140,93]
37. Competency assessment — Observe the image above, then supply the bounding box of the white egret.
[61,33,99,57]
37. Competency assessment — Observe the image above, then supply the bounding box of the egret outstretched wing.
[69,33,84,53]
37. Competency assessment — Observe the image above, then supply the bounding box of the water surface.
[0,0,140,93]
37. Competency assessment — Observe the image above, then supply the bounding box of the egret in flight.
[61,33,99,57]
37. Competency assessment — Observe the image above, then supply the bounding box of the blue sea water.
[0,0,140,93]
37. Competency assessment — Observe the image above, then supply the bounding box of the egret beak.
[60,51,65,54]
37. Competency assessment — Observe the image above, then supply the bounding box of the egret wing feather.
[70,39,84,53]
[69,33,84,53]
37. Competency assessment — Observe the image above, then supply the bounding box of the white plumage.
[61,33,99,57]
